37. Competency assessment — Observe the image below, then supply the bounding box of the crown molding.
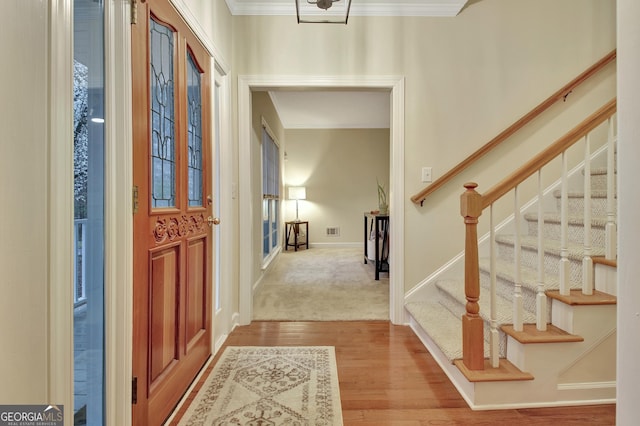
[225,0,467,17]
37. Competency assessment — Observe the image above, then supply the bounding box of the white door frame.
[212,62,234,353]
[238,75,406,325]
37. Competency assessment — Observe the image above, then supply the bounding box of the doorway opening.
[237,76,405,325]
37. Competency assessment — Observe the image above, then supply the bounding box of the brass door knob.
[207,216,220,226]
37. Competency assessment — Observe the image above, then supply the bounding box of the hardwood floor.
[168,321,615,425]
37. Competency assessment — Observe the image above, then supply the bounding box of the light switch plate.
[421,167,432,183]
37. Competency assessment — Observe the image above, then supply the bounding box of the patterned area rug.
[178,346,343,425]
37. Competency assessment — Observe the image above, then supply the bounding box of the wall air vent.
[326,226,340,237]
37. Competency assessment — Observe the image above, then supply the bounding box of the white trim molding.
[238,75,405,325]
[48,0,74,416]
[104,0,133,424]
[238,77,254,325]
[171,0,231,72]
[226,0,468,17]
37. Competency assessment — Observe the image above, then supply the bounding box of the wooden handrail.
[481,98,616,209]
[411,49,616,206]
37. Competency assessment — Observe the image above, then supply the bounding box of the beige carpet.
[253,247,389,321]
[177,346,343,425]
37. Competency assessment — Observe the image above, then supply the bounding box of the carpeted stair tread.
[590,166,616,176]
[435,278,537,326]
[553,189,611,199]
[406,301,490,361]
[522,212,608,227]
[495,234,605,260]
[478,257,579,293]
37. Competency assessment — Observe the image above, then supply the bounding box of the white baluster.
[583,135,593,295]
[560,151,571,296]
[490,204,499,368]
[513,187,523,332]
[536,170,547,330]
[605,117,617,260]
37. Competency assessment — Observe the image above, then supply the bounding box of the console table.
[285,221,309,251]
[364,213,389,280]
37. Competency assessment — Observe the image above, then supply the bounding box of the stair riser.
[590,173,617,192]
[525,219,606,247]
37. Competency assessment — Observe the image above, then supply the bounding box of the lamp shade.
[288,186,306,200]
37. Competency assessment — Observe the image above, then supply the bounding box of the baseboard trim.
[558,381,616,391]
[214,333,228,354]
[309,242,361,249]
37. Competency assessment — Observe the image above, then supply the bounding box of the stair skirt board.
[408,315,476,408]
[408,315,615,410]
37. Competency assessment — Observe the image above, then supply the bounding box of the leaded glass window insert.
[187,51,203,207]
[150,18,176,208]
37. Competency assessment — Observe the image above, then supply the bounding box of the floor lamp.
[288,186,306,222]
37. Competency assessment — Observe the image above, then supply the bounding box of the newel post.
[460,182,485,370]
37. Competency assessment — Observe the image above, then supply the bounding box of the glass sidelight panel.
[150,18,176,208]
[73,0,105,424]
[187,52,203,207]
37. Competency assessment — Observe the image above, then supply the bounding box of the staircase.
[405,107,618,409]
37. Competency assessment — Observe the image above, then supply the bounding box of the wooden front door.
[132,1,213,424]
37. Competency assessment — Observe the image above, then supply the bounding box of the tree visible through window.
[74,60,88,219]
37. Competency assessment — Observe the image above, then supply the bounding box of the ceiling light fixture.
[295,0,352,24]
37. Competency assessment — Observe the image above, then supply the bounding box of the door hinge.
[130,0,136,25]
[131,0,138,25]
[132,377,138,404]
[131,0,147,25]
[132,185,139,214]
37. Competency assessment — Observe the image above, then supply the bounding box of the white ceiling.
[226,0,469,17]
[269,91,391,129]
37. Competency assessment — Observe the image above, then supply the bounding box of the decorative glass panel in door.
[187,52,203,207]
[150,19,175,208]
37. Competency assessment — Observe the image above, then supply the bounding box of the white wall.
[284,128,390,244]
[616,0,640,423]
[0,1,52,403]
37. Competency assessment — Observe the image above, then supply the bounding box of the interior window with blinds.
[262,126,280,260]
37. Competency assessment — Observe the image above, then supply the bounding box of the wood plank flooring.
[168,321,615,425]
